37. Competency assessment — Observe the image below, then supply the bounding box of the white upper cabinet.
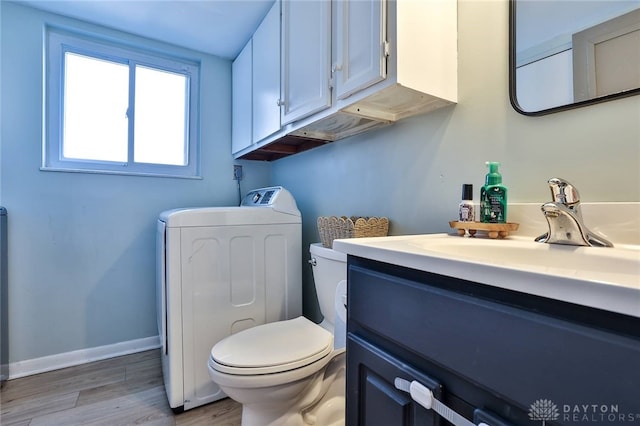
[233,0,457,160]
[232,1,281,155]
[231,39,252,155]
[252,1,281,143]
[334,0,386,100]
[280,0,332,125]
[339,0,458,122]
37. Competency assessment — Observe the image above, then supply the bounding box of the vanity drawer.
[347,260,640,420]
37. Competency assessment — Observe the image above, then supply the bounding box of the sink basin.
[333,233,640,318]
[406,236,640,288]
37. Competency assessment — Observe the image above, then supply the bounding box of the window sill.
[40,166,203,180]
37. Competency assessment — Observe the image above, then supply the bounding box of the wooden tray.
[449,221,519,239]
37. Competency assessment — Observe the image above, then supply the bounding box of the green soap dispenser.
[480,161,507,223]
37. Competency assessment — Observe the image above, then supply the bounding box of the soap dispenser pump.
[480,161,507,223]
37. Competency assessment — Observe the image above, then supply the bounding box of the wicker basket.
[317,216,389,248]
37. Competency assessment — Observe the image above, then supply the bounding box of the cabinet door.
[231,40,252,154]
[281,0,331,125]
[252,0,281,143]
[347,334,442,426]
[335,0,387,100]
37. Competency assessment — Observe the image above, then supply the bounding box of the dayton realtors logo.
[529,399,640,424]
[529,399,560,425]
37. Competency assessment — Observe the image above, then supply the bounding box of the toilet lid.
[210,316,333,375]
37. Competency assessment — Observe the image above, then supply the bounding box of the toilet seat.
[210,317,333,375]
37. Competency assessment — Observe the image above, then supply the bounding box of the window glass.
[63,52,129,162]
[134,65,188,166]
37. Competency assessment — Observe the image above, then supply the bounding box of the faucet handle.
[548,178,580,206]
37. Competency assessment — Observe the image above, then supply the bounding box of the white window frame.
[43,27,201,178]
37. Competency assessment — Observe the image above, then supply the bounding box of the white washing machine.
[156,186,302,412]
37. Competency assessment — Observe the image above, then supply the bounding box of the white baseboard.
[8,335,161,380]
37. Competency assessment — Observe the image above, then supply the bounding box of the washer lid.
[210,317,333,374]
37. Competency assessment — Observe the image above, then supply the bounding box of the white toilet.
[207,243,347,426]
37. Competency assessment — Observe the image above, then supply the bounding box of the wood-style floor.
[0,349,242,425]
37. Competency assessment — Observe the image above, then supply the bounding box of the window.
[44,28,200,178]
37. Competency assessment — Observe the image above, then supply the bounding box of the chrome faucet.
[535,178,613,247]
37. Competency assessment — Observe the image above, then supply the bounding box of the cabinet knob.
[276,99,285,107]
[331,64,343,73]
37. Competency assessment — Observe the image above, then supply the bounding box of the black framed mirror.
[510,0,640,116]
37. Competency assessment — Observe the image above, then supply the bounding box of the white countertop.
[333,233,640,319]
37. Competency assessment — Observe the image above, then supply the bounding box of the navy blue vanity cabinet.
[346,256,640,426]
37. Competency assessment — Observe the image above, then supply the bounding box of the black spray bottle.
[458,184,475,222]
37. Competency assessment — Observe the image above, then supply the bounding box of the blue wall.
[271,0,640,321]
[0,2,270,364]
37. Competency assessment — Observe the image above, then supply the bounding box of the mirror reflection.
[511,0,640,115]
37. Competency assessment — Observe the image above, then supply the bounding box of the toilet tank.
[310,243,347,326]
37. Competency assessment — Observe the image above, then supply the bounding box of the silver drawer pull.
[394,377,479,426]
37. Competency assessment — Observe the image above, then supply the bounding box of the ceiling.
[18,0,275,60]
